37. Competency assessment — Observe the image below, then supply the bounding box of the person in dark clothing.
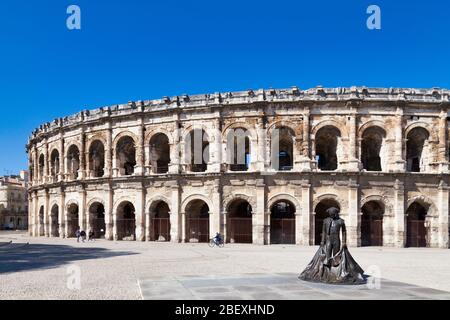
[75,227,81,243]
[80,230,87,243]
[88,230,95,241]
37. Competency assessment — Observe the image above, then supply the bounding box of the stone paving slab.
[139,273,450,300]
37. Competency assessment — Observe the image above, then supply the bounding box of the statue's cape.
[299,246,365,285]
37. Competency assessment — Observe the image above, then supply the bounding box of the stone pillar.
[256,119,266,172]
[254,178,266,245]
[170,184,181,243]
[393,179,406,247]
[135,187,145,241]
[105,187,113,240]
[59,135,65,181]
[33,147,39,185]
[209,179,221,238]
[79,129,86,180]
[135,120,145,175]
[265,210,271,245]
[208,118,222,173]
[438,111,449,173]
[145,211,151,242]
[44,191,49,237]
[105,123,113,178]
[59,189,65,238]
[346,178,360,247]
[221,210,227,243]
[44,141,49,184]
[31,192,37,236]
[347,114,360,171]
[27,194,32,236]
[170,119,181,174]
[437,181,449,248]
[300,112,312,171]
[79,188,86,231]
[180,212,186,243]
[394,110,406,172]
[300,182,311,245]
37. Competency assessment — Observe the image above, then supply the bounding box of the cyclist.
[213,232,222,245]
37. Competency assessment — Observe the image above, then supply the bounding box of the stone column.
[170,184,181,243]
[300,182,311,245]
[394,110,406,172]
[437,181,449,248]
[34,147,39,185]
[346,178,360,247]
[393,179,406,247]
[59,189,65,238]
[145,211,151,242]
[170,119,181,174]
[105,124,113,178]
[105,187,113,240]
[44,191,49,237]
[300,112,312,171]
[44,141,49,184]
[27,194,32,236]
[59,134,65,181]
[79,129,86,180]
[135,187,145,241]
[438,111,449,173]
[135,120,145,175]
[347,114,360,171]
[208,118,222,173]
[31,192,37,236]
[221,210,227,243]
[254,178,266,245]
[209,179,221,238]
[79,188,86,231]
[180,212,186,243]
[256,119,266,172]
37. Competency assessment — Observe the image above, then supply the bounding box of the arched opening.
[150,201,171,241]
[116,136,136,176]
[39,206,44,236]
[185,199,210,243]
[272,127,295,171]
[315,126,340,171]
[67,145,80,180]
[314,199,341,245]
[406,202,429,247]
[361,201,384,246]
[50,204,59,237]
[50,149,60,180]
[227,128,251,172]
[185,129,209,172]
[89,202,105,239]
[227,199,252,243]
[270,200,296,244]
[89,140,105,178]
[38,154,45,182]
[361,127,386,172]
[116,202,136,241]
[406,127,430,173]
[150,134,171,174]
[67,203,79,238]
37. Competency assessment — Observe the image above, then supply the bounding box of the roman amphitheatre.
[26,86,450,249]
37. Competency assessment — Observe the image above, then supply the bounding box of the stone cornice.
[28,86,450,146]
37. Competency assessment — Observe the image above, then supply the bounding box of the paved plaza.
[1,231,450,300]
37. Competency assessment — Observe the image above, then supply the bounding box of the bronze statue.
[299,207,366,285]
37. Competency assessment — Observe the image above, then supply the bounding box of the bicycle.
[209,238,225,248]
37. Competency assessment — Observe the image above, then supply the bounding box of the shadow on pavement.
[0,243,137,274]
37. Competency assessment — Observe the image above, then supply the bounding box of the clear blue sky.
[0,0,449,175]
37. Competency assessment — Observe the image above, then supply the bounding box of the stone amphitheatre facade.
[27,87,450,248]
